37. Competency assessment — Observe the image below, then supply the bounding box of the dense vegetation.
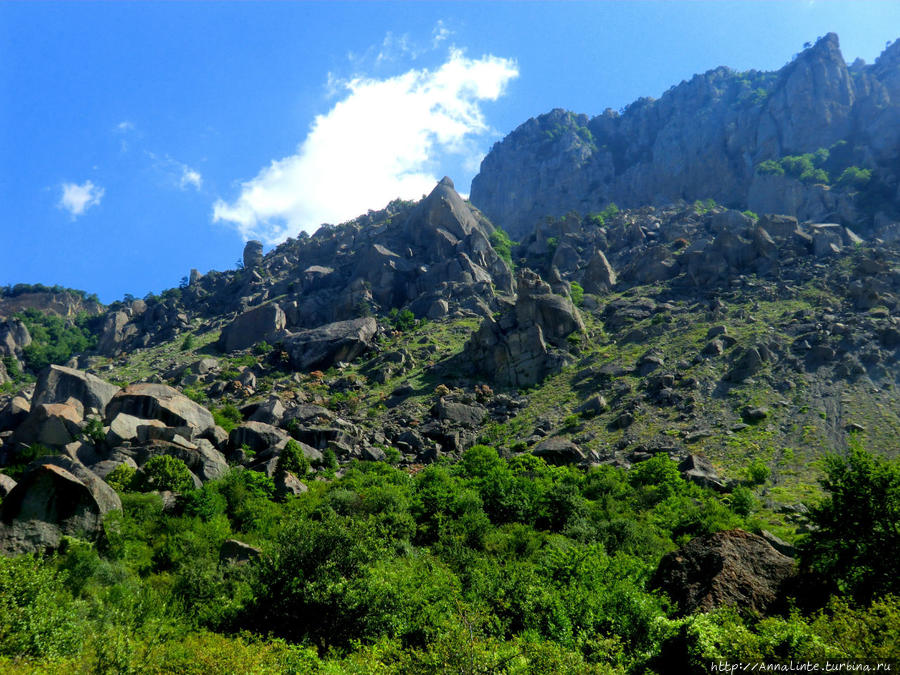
[755,143,872,188]
[0,446,896,673]
[14,308,97,373]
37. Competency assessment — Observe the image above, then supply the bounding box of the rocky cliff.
[470,33,900,239]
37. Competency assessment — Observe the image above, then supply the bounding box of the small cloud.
[115,121,134,133]
[214,48,519,244]
[432,20,452,48]
[58,180,104,219]
[180,166,203,191]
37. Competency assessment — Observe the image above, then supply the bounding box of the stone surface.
[106,383,216,437]
[32,365,120,413]
[0,460,121,554]
[283,317,377,372]
[651,529,797,616]
[218,303,286,352]
[532,437,586,465]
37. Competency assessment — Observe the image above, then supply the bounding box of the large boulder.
[32,365,120,414]
[11,402,83,448]
[243,240,264,268]
[283,317,377,371]
[0,460,121,554]
[532,437,586,465]
[465,269,585,387]
[0,318,31,360]
[651,529,797,616]
[105,383,215,437]
[218,303,286,352]
[581,250,617,294]
[228,421,289,454]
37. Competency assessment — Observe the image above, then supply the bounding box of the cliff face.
[470,33,900,239]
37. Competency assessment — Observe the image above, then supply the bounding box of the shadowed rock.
[651,529,797,616]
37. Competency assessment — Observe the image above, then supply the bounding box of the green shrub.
[569,281,584,307]
[252,341,272,355]
[276,440,309,478]
[180,333,196,351]
[15,309,96,373]
[0,555,85,658]
[139,455,195,493]
[799,447,900,602]
[729,485,756,516]
[82,418,106,444]
[836,166,871,189]
[746,459,770,486]
[489,228,515,267]
[213,404,242,433]
[105,463,137,493]
[389,308,417,332]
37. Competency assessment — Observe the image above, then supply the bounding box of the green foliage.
[799,447,900,602]
[0,555,85,659]
[252,340,272,355]
[180,333,196,351]
[139,455,195,493]
[15,309,96,373]
[835,166,872,189]
[489,228,516,267]
[729,485,756,516]
[742,210,759,221]
[569,281,584,307]
[181,385,205,403]
[212,404,242,433]
[276,440,309,478]
[389,307,417,332]
[82,418,106,444]
[746,459,770,485]
[105,463,137,493]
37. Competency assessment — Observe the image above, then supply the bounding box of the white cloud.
[115,121,134,133]
[213,49,518,244]
[432,20,452,48]
[58,180,104,218]
[180,166,203,191]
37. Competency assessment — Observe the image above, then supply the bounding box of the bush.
[489,228,515,267]
[799,447,900,602]
[389,308,417,332]
[139,455,195,494]
[0,555,85,658]
[569,281,584,307]
[276,440,309,478]
[746,459,770,486]
[106,463,137,493]
[180,334,195,351]
[213,404,242,433]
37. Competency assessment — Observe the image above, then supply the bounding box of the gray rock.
[243,240,264,268]
[0,396,30,432]
[11,402,83,448]
[32,365,120,414]
[581,249,617,294]
[0,460,121,554]
[532,437,586,465]
[679,454,727,492]
[220,538,262,565]
[0,473,16,499]
[229,421,289,454]
[105,383,216,437]
[433,400,486,428]
[283,317,377,372]
[218,303,286,352]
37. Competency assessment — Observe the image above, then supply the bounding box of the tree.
[799,447,900,603]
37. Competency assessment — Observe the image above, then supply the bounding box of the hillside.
[0,33,899,674]
[471,33,900,239]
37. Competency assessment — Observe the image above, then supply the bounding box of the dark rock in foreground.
[651,529,797,616]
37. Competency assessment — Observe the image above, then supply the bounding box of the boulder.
[32,365,120,414]
[0,318,31,359]
[243,240,264,268]
[106,413,167,447]
[532,437,586,465]
[283,317,377,371]
[218,303,286,352]
[11,402,83,448]
[220,538,262,565]
[678,454,727,492]
[244,397,286,426]
[229,421,289,454]
[581,250,617,294]
[651,529,797,616]
[0,473,16,499]
[0,460,121,554]
[432,400,486,428]
[0,396,30,432]
[105,383,216,437]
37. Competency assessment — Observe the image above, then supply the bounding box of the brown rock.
[651,529,797,616]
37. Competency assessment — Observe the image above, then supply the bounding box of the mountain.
[470,33,900,240]
[0,33,899,672]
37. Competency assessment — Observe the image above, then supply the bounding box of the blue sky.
[2,1,899,303]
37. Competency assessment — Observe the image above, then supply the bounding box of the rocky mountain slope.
[471,33,900,239]
[0,32,899,672]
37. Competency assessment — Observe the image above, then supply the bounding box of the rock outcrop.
[465,269,585,387]
[283,317,377,372]
[0,460,121,554]
[651,529,797,616]
[471,34,900,238]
